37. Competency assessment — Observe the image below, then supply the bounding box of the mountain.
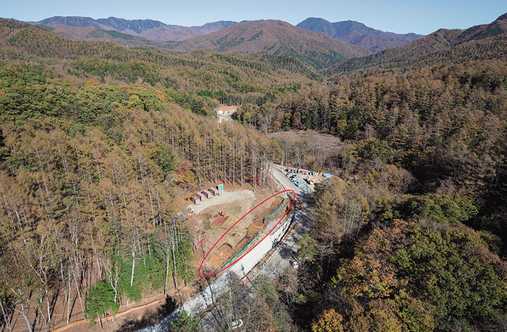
[0,18,318,85]
[36,17,159,47]
[195,21,237,35]
[1,16,305,332]
[334,13,507,73]
[166,20,368,68]
[37,16,236,42]
[297,17,421,53]
[453,12,507,43]
[1,12,507,332]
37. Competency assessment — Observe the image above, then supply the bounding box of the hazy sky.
[3,0,506,34]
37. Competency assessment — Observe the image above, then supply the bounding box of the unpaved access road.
[140,164,321,332]
[270,164,301,193]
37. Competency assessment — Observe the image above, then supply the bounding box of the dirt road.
[52,294,167,332]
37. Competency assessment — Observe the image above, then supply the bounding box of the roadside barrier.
[198,188,296,278]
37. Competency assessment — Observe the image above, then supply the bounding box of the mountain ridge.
[333,12,507,73]
[297,17,421,53]
[38,16,236,42]
[165,19,369,68]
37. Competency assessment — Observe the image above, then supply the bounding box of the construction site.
[139,164,331,331]
[180,164,331,282]
[280,165,331,193]
[184,181,295,279]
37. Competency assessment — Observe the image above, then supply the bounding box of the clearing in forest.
[186,186,290,276]
[215,104,239,123]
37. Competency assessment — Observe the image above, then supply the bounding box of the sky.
[2,0,506,34]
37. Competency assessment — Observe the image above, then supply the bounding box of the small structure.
[193,193,204,204]
[216,105,238,124]
[217,183,225,195]
[201,191,210,199]
[209,188,218,196]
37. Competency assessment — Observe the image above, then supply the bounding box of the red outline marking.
[198,189,295,279]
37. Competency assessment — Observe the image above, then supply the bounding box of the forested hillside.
[1,11,507,332]
[0,19,297,331]
[38,16,236,43]
[333,13,507,73]
[231,24,507,330]
[0,19,319,100]
[237,59,507,234]
[297,18,421,53]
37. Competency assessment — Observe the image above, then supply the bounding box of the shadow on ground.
[116,296,177,331]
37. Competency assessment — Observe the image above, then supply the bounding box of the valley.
[0,7,506,332]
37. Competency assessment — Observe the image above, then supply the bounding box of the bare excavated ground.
[189,190,255,214]
[269,130,346,170]
[186,179,290,275]
[269,129,344,154]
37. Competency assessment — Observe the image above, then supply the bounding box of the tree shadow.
[116,295,177,331]
[279,245,296,259]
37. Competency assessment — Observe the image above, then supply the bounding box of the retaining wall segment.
[198,189,295,279]
[181,207,295,315]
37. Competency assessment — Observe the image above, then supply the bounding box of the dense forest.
[232,17,507,332]
[0,63,284,329]
[232,36,507,332]
[0,19,295,331]
[1,13,507,332]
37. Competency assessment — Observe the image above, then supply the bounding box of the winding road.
[139,164,312,331]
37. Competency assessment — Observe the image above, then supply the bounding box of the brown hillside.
[167,20,368,68]
[333,13,507,73]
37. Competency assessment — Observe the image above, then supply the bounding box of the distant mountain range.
[35,16,422,55]
[38,16,236,42]
[334,13,507,73]
[164,20,368,68]
[16,13,507,72]
[35,17,371,68]
[297,18,421,53]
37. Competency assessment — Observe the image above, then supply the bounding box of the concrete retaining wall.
[181,210,294,314]
[226,210,293,278]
